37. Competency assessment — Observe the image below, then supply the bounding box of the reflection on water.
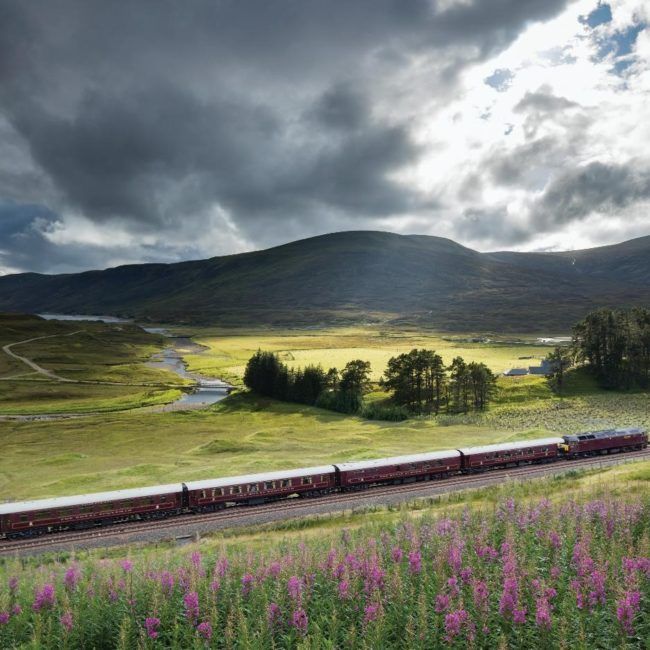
[38,313,131,323]
[147,345,231,407]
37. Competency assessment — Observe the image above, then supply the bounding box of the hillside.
[0,231,649,330]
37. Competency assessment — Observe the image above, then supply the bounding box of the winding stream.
[38,314,232,408]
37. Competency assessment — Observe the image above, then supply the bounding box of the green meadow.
[0,315,648,502]
[182,327,554,384]
[0,315,187,414]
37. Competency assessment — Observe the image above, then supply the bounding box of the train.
[0,427,646,540]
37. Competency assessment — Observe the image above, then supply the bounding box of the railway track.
[2,448,648,556]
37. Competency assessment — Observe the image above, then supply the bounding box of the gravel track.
[2,449,648,558]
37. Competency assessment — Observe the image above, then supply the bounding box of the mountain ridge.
[1,230,648,331]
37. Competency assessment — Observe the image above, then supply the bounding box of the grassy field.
[182,327,554,384]
[1,319,647,501]
[1,385,648,501]
[0,315,187,415]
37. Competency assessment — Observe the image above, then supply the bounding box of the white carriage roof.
[184,465,336,491]
[334,449,460,472]
[457,437,564,455]
[0,483,183,515]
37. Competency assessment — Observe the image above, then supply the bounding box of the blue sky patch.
[484,68,514,92]
[580,3,612,28]
[596,21,646,60]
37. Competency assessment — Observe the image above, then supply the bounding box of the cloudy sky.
[0,0,648,274]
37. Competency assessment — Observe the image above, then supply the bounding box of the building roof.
[334,450,461,472]
[504,368,528,376]
[0,484,183,516]
[184,466,336,491]
[562,427,647,443]
[457,437,564,456]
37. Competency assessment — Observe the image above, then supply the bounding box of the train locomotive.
[0,427,646,540]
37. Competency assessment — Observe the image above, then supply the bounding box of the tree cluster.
[243,351,371,414]
[381,348,497,414]
[573,308,650,389]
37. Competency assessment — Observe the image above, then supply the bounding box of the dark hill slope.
[489,235,650,286]
[0,231,648,331]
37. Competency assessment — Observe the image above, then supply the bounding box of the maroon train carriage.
[184,466,337,511]
[0,484,184,539]
[560,427,648,457]
[458,437,564,472]
[334,450,462,490]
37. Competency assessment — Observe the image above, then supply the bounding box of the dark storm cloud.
[0,0,575,272]
[531,161,650,228]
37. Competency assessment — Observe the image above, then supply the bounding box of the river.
[37,314,232,407]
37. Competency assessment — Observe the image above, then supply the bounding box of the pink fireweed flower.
[241,573,255,596]
[209,580,220,593]
[364,565,386,594]
[435,593,450,613]
[183,591,199,623]
[499,577,518,619]
[120,559,133,573]
[0,612,9,625]
[391,547,403,563]
[408,550,422,574]
[513,608,527,625]
[287,575,302,601]
[447,544,463,573]
[616,590,641,636]
[190,551,202,570]
[215,557,229,577]
[460,567,473,583]
[145,617,161,639]
[535,597,552,630]
[60,611,74,633]
[447,576,460,598]
[338,579,350,599]
[291,607,308,635]
[64,565,81,591]
[267,602,282,627]
[8,577,18,592]
[269,561,282,578]
[444,609,468,642]
[364,603,381,624]
[472,580,489,610]
[570,579,585,610]
[12,605,22,616]
[548,531,561,549]
[197,621,212,641]
[587,569,606,609]
[32,584,55,612]
[622,557,650,578]
[160,571,174,594]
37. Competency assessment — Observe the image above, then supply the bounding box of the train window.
[248,484,259,494]
[281,479,291,488]
[264,481,275,490]
[230,485,241,495]
[542,447,548,452]
[20,514,28,521]
[301,476,312,485]
[320,475,327,482]
[201,490,207,499]
[211,488,223,497]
